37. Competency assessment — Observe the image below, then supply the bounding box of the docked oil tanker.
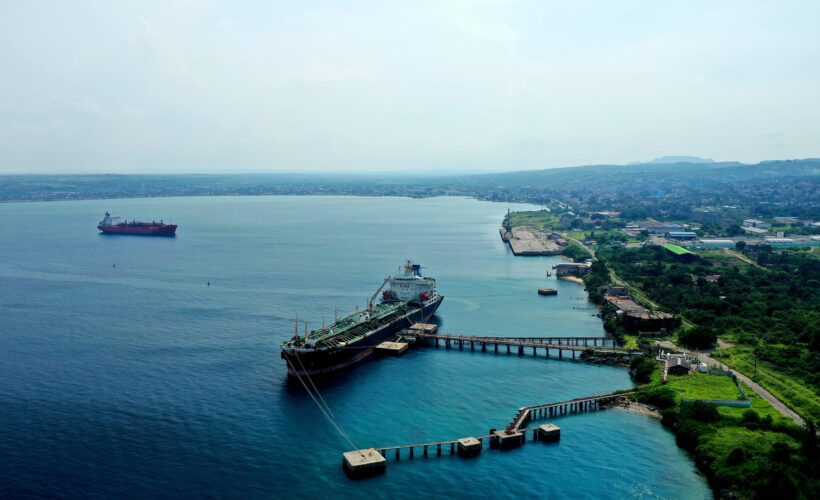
[97,212,177,236]
[281,260,443,377]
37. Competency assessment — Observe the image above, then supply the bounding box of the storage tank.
[699,362,708,373]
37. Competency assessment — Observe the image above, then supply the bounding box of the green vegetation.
[629,356,656,383]
[721,346,820,421]
[716,382,793,425]
[561,241,592,262]
[678,326,717,349]
[593,245,820,421]
[502,209,558,231]
[631,362,817,499]
[664,372,744,401]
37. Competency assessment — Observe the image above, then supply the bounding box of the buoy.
[207,282,210,286]
[113,264,116,267]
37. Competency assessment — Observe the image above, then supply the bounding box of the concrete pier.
[415,333,631,363]
[343,449,387,477]
[491,430,524,449]
[375,341,408,356]
[457,437,482,457]
[409,323,438,334]
[538,424,561,442]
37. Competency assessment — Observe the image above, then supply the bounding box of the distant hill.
[434,158,820,190]
[628,155,717,165]
[0,159,817,213]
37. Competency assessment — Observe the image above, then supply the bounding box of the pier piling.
[343,449,387,478]
[354,392,637,477]
[457,437,482,457]
[538,424,561,442]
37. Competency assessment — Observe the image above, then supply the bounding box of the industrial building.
[663,244,698,263]
[742,226,768,235]
[743,219,771,229]
[624,310,676,333]
[553,262,591,277]
[644,222,686,234]
[665,231,697,240]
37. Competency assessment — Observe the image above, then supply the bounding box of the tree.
[735,240,747,251]
[678,326,717,349]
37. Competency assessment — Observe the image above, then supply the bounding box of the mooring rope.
[284,357,361,455]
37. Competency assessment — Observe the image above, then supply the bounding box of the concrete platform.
[538,288,558,296]
[375,341,408,356]
[409,323,438,333]
[343,449,386,477]
[457,437,482,457]
[538,424,561,442]
[491,430,524,449]
[501,226,562,255]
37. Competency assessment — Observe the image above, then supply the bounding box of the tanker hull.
[282,296,442,377]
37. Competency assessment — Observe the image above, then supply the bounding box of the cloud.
[0,1,818,173]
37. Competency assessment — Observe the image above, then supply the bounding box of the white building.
[743,219,771,229]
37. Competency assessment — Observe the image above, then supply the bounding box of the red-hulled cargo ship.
[97,212,177,236]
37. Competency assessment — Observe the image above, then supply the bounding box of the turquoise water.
[0,196,710,499]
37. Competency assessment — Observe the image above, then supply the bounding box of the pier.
[415,332,632,360]
[342,327,640,477]
[343,391,635,476]
[504,391,635,432]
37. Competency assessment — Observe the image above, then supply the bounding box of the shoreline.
[558,275,585,284]
[611,400,662,419]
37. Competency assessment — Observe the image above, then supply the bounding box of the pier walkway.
[362,391,635,462]
[506,391,636,432]
[415,332,635,360]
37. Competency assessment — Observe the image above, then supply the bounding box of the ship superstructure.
[281,260,443,377]
[97,212,177,236]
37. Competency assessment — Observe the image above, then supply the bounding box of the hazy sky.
[1,1,818,174]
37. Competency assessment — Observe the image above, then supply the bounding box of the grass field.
[697,249,755,269]
[505,211,558,229]
[717,382,796,426]
[722,347,820,422]
[632,360,815,498]
[665,372,744,401]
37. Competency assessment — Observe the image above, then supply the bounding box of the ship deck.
[282,301,415,350]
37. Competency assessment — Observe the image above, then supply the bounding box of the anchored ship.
[97,212,177,236]
[281,260,443,377]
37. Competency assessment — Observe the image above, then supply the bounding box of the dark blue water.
[0,196,710,499]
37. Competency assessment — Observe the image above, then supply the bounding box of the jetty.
[500,226,561,255]
[343,391,635,476]
[415,332,634,360]
[340,327,641,477]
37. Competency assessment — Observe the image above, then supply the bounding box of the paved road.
[569,233,806,427]
[659,341,806,427]
[702,353,805,426]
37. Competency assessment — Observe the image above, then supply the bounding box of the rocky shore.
[579,350,633,366]
[610,399,662,419]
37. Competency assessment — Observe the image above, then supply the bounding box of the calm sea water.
[0,196,710,499]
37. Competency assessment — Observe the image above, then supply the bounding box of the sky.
[1,1,819,174]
